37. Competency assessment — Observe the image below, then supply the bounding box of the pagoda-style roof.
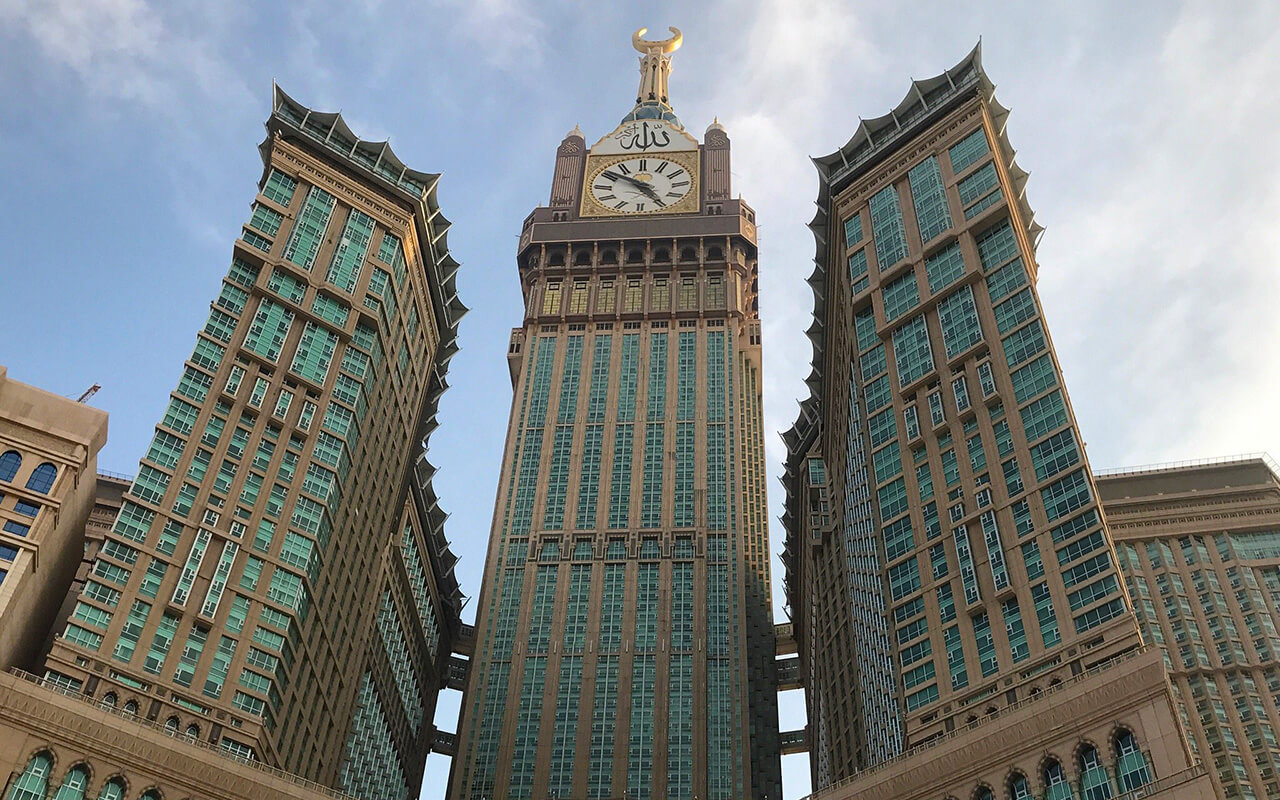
[262,85,469,629]
[781,43,1041,612]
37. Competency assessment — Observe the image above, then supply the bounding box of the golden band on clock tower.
[579,149,701,217]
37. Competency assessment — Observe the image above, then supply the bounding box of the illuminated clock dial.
[589,157,693,214]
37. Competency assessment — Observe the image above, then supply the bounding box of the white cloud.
[0,0,253,114]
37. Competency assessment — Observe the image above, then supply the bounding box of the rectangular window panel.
[290,322,339,384]
[892,315,934,387]
[283,185,336,269]
[882,269,920,323]
[1002,320,1047,368]
[324,209,375,293]
[869,183,909,269]
[949,128,990,173]
[243,300,295,362]
[909,155,952,243]
[937,285,983,358]
[924,241,966,294]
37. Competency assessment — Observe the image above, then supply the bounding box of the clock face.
[588,156,694,214]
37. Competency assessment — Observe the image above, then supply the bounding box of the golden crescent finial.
[633,26,683,55]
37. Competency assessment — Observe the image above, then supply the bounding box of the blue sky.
[3,1,1280,798]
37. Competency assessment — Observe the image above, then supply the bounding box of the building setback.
[1,88,466,800]
[451,29,781,800]
[1100,456,1280,800]
[781,45,1220,799]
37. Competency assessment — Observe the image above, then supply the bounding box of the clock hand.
[619,174,662,201]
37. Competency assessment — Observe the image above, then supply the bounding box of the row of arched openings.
[957,731,1153,800]
[99,693,200,741]
[0,451,58,493]
[5,752,161,800]
[545,244,725,268]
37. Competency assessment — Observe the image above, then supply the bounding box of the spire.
[622,26,684,128]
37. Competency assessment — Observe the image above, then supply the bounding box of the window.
[6,752,52,800]
[949,127,990,173]
[882,269,920,322]
[924,241,966,294]
[908,156,952,243]
[953,376,970,412]
[1079,744,1114,800]
[0,450,20,482]
[893,315,935,387]
[25,462,57,493]
[1115,729,1153,791]
[869,183,908,268]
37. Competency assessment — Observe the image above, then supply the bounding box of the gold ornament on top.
[633,26,682,105]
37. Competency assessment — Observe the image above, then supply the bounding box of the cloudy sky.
[3,0,1279,797]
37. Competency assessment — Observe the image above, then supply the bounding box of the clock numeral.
[598,194,616,201]
[614,200,628,209]
[617,162,631,175]
[654,199,667,207]
[594,184,611,191]
[636,203,646,212]
[638,159,648,171]
[671,180,690,188]
[655,162,669,173]
[668,168,685,179]
[666,192,683,199]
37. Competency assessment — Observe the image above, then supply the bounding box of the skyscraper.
[3,87,466,799]
[781,45,1219,799]
[451,28,780,800]
[1099,456,1280,800]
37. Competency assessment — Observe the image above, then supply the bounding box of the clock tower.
[451,29,781,800]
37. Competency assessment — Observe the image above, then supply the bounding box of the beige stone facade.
[0,366,107,673]
[452,35,780,800]
[1100,457,1280,800]
[781,44,1220,800]
[0,670,346,800]
[0,87,466,800]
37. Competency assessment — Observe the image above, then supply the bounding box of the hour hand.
[624,177,661,201]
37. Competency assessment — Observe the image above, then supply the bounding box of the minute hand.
[620,175,661,201]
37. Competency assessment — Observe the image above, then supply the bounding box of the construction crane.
[76,384,101,403]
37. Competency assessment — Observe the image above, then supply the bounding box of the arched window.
[165,716,179,732]
[1043,758,1075,800]
[123,700,138,716]
[973,787,994,800]
[185,723,200,739]
[680,247,697,262]
[25,462,57,494]
[95,779,126,800]
[707,245,723,260]
[654,248,670,262]
[1079,744,1114,800]
[0,451,21,482]
[601,249,618,264]
[1114,729,1152,791]
[626,249,644,264]
[138,791,162,800]
[100,692,117,709]
[51,764,90,800]
[5,752,52,800]
[1008,772,1033,800]
[548,250,565,267]
[573,250,591,266]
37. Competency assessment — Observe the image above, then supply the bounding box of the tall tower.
[29,87,466,798]
[452,28,781,800]
[782,46,1220,800]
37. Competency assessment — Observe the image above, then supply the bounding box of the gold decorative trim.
[579,151,700,218]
